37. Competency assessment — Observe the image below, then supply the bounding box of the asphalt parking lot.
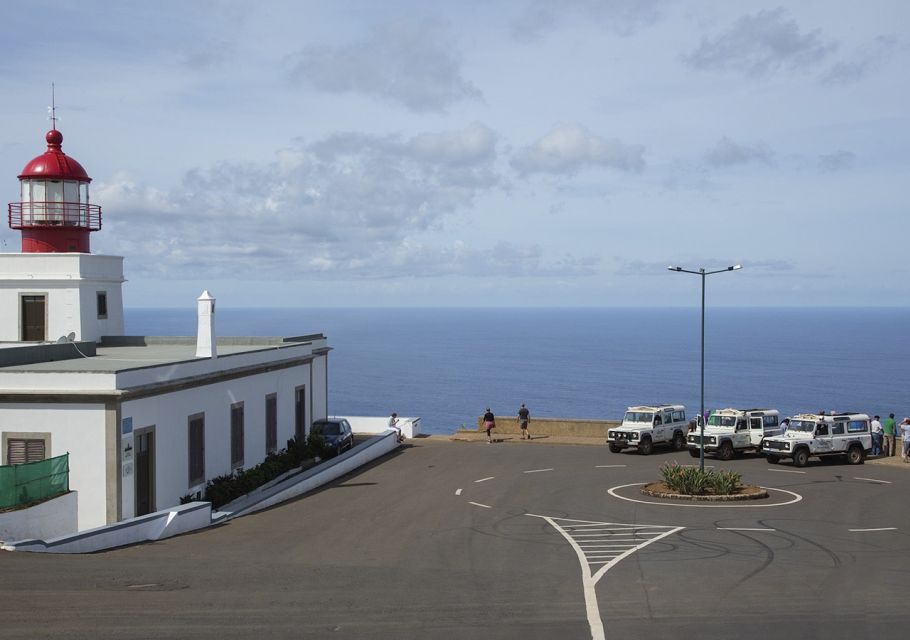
[1,439,908,639]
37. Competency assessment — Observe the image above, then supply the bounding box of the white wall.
[343,416,421,438]
[0,403,108,530]
[0,253,124,342]
[121,361,326,519]
[0,490,78,542]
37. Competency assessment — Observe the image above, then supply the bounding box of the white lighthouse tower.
[1,125,124,342]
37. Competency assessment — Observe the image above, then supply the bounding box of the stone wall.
[472,416,620,437]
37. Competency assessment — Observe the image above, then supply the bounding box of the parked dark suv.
[310,418,354,457]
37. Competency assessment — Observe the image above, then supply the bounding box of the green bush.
[659,462,742,495]
[201,435,326,509]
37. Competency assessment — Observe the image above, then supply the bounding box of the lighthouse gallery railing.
[9,202,102,230]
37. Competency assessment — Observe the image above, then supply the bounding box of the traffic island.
[641,482,769,502]
[642,461,770,502]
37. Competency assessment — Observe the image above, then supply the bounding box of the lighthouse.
[2,126,124,342]
[10,128,100,253]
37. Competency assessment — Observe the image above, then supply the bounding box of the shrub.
[710,469,742,494]
[659,462,742,495]
[200,435,325,509]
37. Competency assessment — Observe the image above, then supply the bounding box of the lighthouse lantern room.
[10,128,101,253]
[2,125,123,343]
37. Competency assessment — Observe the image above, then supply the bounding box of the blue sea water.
[124,307,910,435]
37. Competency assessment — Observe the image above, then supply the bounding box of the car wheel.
[672,431,686,451]
[638,437,653,456]
[608,443,622,453]
[793,448,809,467]
[717,441,734,461]
[688,448,700,458]
[846,445,865,465]
[766,454,780,465]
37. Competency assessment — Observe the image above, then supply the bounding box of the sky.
[0,0,907,308]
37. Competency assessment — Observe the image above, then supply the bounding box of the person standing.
[901,418,910,462]
[483,408,496,444]
[883,413,896,457]
[518,403,531,440]
[871,415,883,456]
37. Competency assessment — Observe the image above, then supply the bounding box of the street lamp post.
[668,264,742,472]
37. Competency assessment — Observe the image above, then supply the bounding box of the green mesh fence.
[0,453,69,510]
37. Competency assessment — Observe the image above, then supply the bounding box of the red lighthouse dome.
[8,128,101,253]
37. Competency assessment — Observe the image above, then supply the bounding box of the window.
[831,422,845,435]
[295,385,306,441]
[672,410,685,422]
[816,423,829,436]
[97,292,108,319]
[231,403,244,469]
[265,394,278,454]
[7,438,46,465]
[763,415,779,428]
[847,420,868,433]
[188,414,205,487]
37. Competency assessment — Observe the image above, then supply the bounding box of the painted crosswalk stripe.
[848,527,897,532]
[524,468,554,474]
[468,501,492,509]
[474,476,494,483]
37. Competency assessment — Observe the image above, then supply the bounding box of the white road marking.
[474,476,495,483]
[607,483,804,508]
[767,468,806,474]
[455,488,462,496]
[854,477,892,484]
[717,527,777,532]
[524,468,554,474]
[595,464,627,468]
[527,514,683,640]
[468,501,492,509]
[848,527,897,532]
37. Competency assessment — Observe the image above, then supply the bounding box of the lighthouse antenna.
[47,82,58,130]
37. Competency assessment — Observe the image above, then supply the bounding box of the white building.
[1,127,330,532]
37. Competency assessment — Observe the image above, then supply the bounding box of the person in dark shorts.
[483,408,496,443]
[518,403,531,440]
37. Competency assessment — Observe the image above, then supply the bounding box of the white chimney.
[195,290,217,359]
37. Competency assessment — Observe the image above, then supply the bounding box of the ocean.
[124,307,910,435]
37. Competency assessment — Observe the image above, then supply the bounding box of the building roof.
[18,130,91,182]
[0,335,330,396]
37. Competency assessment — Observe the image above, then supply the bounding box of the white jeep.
[608,404,688,455]
[687,408,781,461]
[762,412,872,467]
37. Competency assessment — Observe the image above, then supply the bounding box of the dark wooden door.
[21,295,46,341]
[135,431,154,516]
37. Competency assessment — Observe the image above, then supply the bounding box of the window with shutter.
[230,403,244,469]
[188,414,205,487]
[7,438,46,465]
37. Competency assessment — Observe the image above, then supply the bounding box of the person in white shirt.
[900,418,910,462]
[388,412,403,443]
[871,416,883,456]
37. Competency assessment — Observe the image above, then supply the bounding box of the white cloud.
[511,123,645,175]
[818,150,856,172]
[92,125,588,281]
[285,17,481,112]
[704,136,773,168]
[821,35,902,84]
[511,0,662,41]
[684,8,837,76]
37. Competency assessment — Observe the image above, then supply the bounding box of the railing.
[9,202,102,230]
[0,453,70,510]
